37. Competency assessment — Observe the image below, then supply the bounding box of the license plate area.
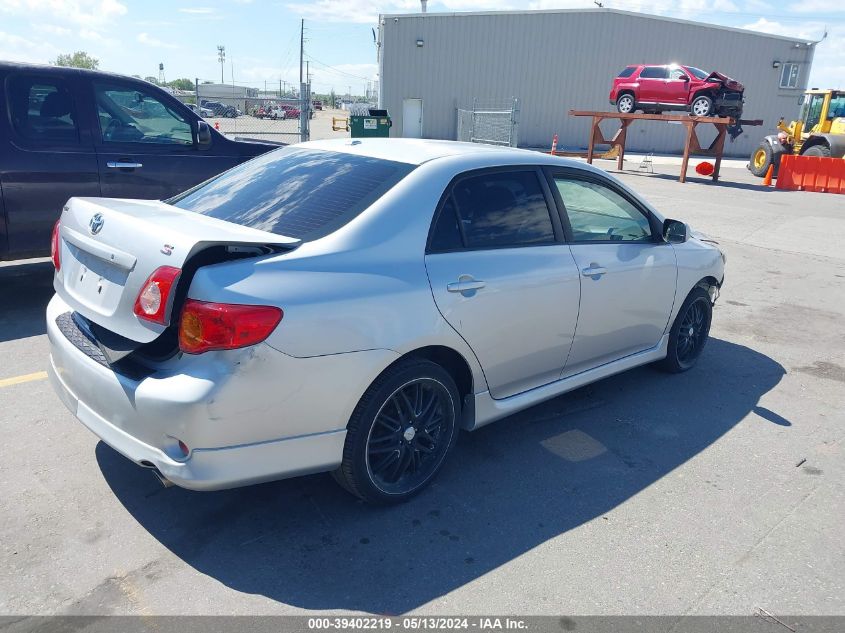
[63,242,131,315]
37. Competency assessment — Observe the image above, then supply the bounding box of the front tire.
[659,287,713,373]
[690,95,714,117]
[749,142,779,178]
[333,358,460,504]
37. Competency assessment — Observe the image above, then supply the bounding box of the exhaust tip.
[151,468,175,488]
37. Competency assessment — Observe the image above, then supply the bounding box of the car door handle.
[106,161,143,169]
[581,264,608,277]
[447,279,486,293]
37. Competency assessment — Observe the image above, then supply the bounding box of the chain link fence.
[456,97,520,147]
[176,81,314,144]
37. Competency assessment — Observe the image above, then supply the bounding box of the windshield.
[686,67,709,80]
[169,147,416,241]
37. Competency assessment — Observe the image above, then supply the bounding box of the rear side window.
[170,147,415,240]
[640,66,668,79]
[617,66,636,78]
[444,170,555,249]
[7,75,79,143]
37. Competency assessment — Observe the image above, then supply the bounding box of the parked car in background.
[186,103,213,118]
[609,64,744,118]
[267,104,300,120]
[47,138,724,503]
[312,99,323,110]
[200,100,238,118]
[0,62,278,261]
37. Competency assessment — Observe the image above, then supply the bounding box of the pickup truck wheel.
[749,142,779,178]
[802,145,831,158]
[333,359,460,504]
[616,94,635,114]
[659,287,712,374]
[690,95,714,117]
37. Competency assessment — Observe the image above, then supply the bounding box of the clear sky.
[0,0,842,94]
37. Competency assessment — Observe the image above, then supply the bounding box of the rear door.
[637,66,669,103]
[90,79,239,200]
[0,70,99,257]
[424,168,580,399]
[548,171,676,377]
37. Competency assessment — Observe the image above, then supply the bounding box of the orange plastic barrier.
[776,154,845,194]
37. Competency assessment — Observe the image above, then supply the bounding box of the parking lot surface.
[0,164,843,616]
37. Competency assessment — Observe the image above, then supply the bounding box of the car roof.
[299,138,593,170]
[0,60,150,84]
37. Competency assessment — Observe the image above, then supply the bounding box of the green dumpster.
[350,109,392,138]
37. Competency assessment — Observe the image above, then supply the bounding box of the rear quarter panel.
[186,157,491,392]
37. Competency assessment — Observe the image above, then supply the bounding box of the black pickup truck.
[0,62,278,261]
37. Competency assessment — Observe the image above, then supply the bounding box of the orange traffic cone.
[214,121,220,131]
[550,133,558,155]
[763,164,774,187]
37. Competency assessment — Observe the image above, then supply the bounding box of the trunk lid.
[705,71,744,92]
[54,197,298,343]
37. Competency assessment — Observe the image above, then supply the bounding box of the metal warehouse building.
[377,8,816,157]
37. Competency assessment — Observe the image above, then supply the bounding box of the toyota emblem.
[89,213,104,235]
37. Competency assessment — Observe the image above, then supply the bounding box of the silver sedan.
[47,139,724,503]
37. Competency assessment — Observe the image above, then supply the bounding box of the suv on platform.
[609,64,744,118]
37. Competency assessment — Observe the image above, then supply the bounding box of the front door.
[402,98,423,138]
[550,173,677,377]
[425,168,580,399]
[91,79,237,201]
[0,72,99,257]
[665,67,691,106]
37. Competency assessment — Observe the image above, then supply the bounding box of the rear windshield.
[617,66,636,78]
[169,147,415,240]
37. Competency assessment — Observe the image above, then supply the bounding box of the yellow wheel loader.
[749,89,845,177]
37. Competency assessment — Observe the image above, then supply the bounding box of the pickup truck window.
[8,75,79,143]
[94,83,192,145]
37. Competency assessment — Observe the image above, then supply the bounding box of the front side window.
[639,66,668,79]
[170,147,415,241]
[555,178,652,243]
[802,93,826,130]
[669,67,688,81]
[95,83,192,145]
[780,63,800,89]
[7,75,79,143]
[445,171,555,249]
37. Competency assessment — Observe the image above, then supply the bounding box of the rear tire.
[659,287,713,373]
[802,144,831,158]
[690,95,714,117]
[616,94,636,114]
[333,358,460,504]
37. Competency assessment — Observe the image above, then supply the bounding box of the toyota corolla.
[46,139,724,503]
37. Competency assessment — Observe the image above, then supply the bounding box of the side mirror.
[680,75,690,82]
[196,121,212,147]
[798,94,806,106]
[663,219,687,244]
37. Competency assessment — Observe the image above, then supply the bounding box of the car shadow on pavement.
[0,260,53,342]
[617,171,773,192]
[97,337,785,614]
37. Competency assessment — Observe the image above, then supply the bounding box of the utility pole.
[299,19,304,85]
[217,45,225,83]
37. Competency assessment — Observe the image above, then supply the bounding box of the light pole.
[217,45,225,84]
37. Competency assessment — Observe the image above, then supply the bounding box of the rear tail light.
[50,220,61,271]
[178,300,283,354]
[134,266,182,325]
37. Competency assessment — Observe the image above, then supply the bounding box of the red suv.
[609,64,744,118]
